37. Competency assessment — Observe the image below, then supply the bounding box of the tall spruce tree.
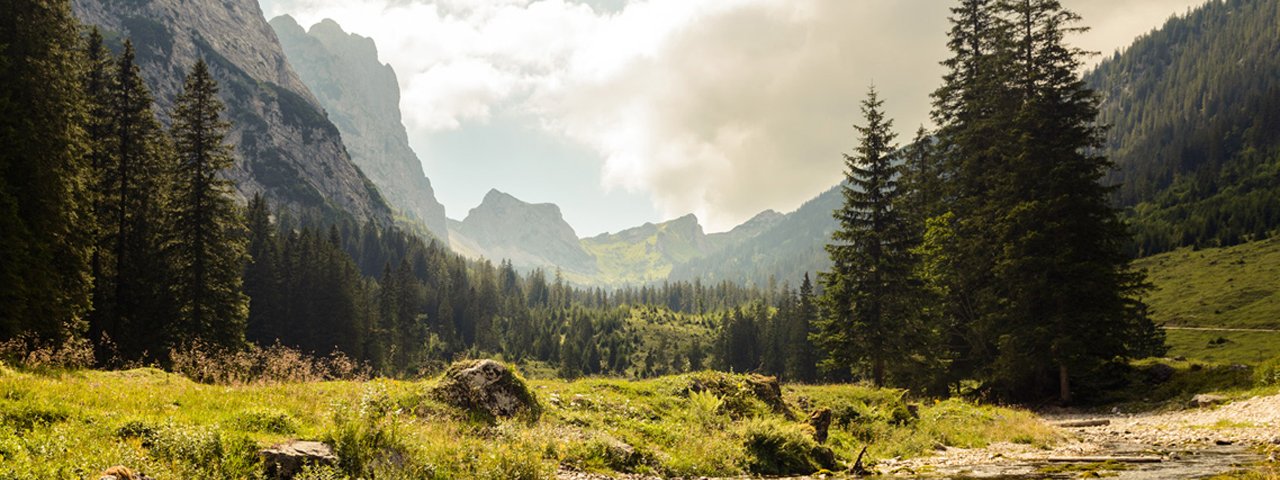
[0,0,93,343]
[928,0,1163,402]
[989,0,1160,402]
[104,41,176,359]
[818,87,913,386]
[83,28,116,361]
[169,60,248,351]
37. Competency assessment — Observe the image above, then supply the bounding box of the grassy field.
[0,364,1056,479]
[1136,236,1280,364]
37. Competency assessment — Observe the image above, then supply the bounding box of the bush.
[738,417,835,475]
[0,335,93,370]
[230,408,298,434]
[169,341,369,385]
[1256,355,1280,387]
[674,371,790,418]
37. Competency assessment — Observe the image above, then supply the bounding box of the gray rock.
[432,359,540,419]
[1190,394,1228,407]
[260,440,337,479]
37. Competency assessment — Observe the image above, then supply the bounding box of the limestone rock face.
[271,16,449,243]
[432,359,540,419]
[72,0,391,224]
[450,190,597,275]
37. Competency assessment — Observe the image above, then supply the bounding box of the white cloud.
[261,0,1207,232]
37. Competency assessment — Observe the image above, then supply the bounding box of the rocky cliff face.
[450,190,597,275]
[270,16,449,243]
[73,0,390,224]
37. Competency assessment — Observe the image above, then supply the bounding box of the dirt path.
[878,393,1280,478]
[1164,326,1280,333]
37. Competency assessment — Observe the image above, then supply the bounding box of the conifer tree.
[83,28,116,359]
[169,60,248,351]
[817,87,912,386]
[244,193,282,346]
[787,273,818,383]
[988,0,1160,402]
[0,0,93,343]
[99,40,176,359]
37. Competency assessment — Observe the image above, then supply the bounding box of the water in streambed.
[929,443,1262,479]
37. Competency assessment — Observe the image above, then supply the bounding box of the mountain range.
[75,0,1280,288]
[72,0,391,225]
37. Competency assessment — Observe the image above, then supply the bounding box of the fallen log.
[1053,419,1111,428]
[1042,456,1163,464]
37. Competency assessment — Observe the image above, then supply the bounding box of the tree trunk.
[1059,363,1071,404]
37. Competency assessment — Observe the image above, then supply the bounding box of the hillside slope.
[1135,237,1280,363]
[1086,0,1280,255]
[669,185,841,287]
[271,16,450,243]
[72,0,391,224]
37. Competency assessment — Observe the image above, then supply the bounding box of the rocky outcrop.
[271,16,449,243]
[450,190,597,275]
[73,0,390,224]
[260,440,337,479]
[431,359,540,419]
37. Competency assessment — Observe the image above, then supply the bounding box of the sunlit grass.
[0,365,1058,479]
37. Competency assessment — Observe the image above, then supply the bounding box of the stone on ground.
[260,440,337,479]
[431,359,540,419]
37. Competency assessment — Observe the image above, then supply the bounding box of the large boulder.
[260,440,337,479]
[431,359,540,419]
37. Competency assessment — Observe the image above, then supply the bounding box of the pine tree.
[928,0,1163,402]
[100,40,176,359]
[244,193,282,346]
[0,0,93,344]
[787,273,818,383]
[987,0,1160,402]
[817,87,912,386]
[83,28,116,360]
[169,60,248,351]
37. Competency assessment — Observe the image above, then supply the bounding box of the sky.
[257,0,1207,236]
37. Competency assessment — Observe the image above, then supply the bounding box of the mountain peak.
[453,189,593,274]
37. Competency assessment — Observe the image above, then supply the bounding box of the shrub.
[230,408,298,434]
[169,341,369,385]
[675,371,790,418]
[0,335,93,370]
[1256,355,1280,387]
[739,417,835,475]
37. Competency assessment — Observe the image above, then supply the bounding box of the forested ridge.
[1088,0,1280,255]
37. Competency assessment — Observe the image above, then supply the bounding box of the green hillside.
[1136,236,1280,363]
[1086,0,1280,256]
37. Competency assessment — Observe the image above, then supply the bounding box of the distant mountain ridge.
[72,0,391,224]
[442,188,817,286]
[449,189,597,275]
[270,16,451,243]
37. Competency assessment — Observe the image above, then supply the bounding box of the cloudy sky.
[258,0,1206,236]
